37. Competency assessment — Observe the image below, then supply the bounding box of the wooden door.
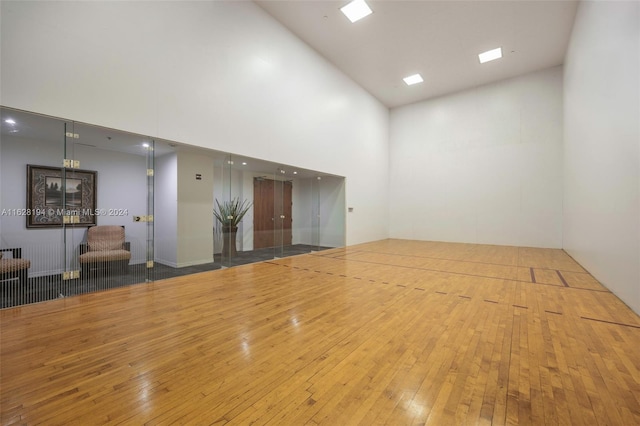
[274,180,284,248]
[253,178,293,249]
[253,178,274,249]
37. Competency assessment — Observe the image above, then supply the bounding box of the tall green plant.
[213,197,252,229]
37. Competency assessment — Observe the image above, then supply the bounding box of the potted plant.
[213,197,252,257]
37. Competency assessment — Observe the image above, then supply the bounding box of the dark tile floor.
[0,244,330,309]
[214,244,329,267]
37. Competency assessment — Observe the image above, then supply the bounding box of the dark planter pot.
[222,226,238,258]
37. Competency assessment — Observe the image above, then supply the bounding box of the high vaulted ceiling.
[256,0,578,108]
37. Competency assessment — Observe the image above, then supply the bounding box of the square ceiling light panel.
[403,74,424,86]
[341,0,373,23]
[478,47,503,64]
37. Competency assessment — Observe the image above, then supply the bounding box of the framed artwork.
[26,165,97,228]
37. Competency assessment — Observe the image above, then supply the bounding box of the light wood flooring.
[1,239,639,425]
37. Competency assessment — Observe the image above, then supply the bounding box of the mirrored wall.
[0,107,346,308]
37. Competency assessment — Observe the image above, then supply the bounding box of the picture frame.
[26,164,97,228]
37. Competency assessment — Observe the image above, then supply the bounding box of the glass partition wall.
[60,121,153,297]
[0,107,345,308]
[0,110,68,306]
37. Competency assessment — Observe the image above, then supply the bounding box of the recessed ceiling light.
[142,142,150,148]
[478,47,502,64]
[293,171,298,175]
[242,162,247,166]
[4,119,16,125]
[403,74,424,86]
[340,0,372,23]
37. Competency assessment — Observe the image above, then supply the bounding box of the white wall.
[0,0,389,246]
[293,178,313,245]
[318,176,347,248]
[292,176,346,248]
[177,152,215,266]
[389,67,564,248]
[1,136,64,276]
[0,135,149,276]
[154,153,178,267]
[76,146,148,248]
[564,1,640,314]
[241,173,255,252]
[0,129,3,242]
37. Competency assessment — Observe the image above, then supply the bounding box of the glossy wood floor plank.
[1,239,639,425]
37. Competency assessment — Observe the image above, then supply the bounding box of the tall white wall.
[563,1,640,314]
[293,178,313,245]
[0,0,389,246]
[177,152,214,266]
[389,67,564,248]
[318,177,346,248]
[241,173,255,252]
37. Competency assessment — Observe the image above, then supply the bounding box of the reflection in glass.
[0,106,345,308]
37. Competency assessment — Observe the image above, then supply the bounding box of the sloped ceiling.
[256,0,578,108]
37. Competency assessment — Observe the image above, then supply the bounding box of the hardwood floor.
[1,239,639,425]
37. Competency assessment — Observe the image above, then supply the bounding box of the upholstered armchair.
[0,248,31,287]
[79,225,131,276]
